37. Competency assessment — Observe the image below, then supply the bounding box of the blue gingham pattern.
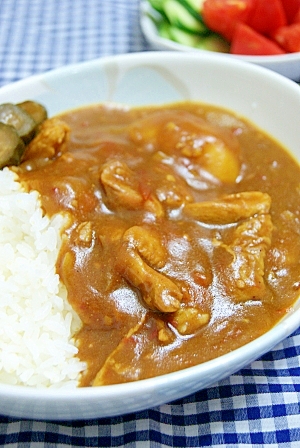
[0,1,300,446]
[0,0,150,87]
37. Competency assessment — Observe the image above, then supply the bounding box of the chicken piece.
[156,319,175,343]
[156,183,192,209]
[143,195,165,218]
[123,225,167,268]
[100,160,143,209]
[155,170,194,209]
[93,314,177,386]
[170,306,210,335]
[217,213,273,301]
[22,117,70,161]
[93,316,146,386]
[184,191,271,225]
[117,226,183,313]
[74,221,93,246]
[100,160,164,217]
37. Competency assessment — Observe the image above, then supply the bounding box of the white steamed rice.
[0,168,86,388]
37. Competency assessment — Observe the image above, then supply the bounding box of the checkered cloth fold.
[0,1,300,446]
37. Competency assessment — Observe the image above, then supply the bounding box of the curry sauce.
[17,102,300,386]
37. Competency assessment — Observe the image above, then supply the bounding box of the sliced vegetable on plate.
[202,0,254,42]
[247,0,287,35]
[231,23,285,56]
[147,0,229,51]
[272,23,300,53]
[282,0,300,23]
[163,0,208,34]
[144,0,300,55]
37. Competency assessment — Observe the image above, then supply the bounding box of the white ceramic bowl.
[0,51,300,421]
[140,1,300,81]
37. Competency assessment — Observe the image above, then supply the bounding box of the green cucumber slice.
[163,0,208,34]
[168,25,202,47]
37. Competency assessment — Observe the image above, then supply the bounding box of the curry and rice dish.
[0,100,299,387]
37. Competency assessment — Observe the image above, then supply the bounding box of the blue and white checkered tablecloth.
[0,1,300,446]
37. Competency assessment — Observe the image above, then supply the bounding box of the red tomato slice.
[231,23,286,55]
[202,0,254,42]
[272,23,300,52]
[282,0,300,24]
[292,7,300,23]
[247,0,287,35]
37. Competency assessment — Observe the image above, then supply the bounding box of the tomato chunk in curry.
[16,102,300,386]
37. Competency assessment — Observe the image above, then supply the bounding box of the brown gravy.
[17,102,300,386]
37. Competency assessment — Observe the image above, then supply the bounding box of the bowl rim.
[1,302,300,400]
[0,51,299,410]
